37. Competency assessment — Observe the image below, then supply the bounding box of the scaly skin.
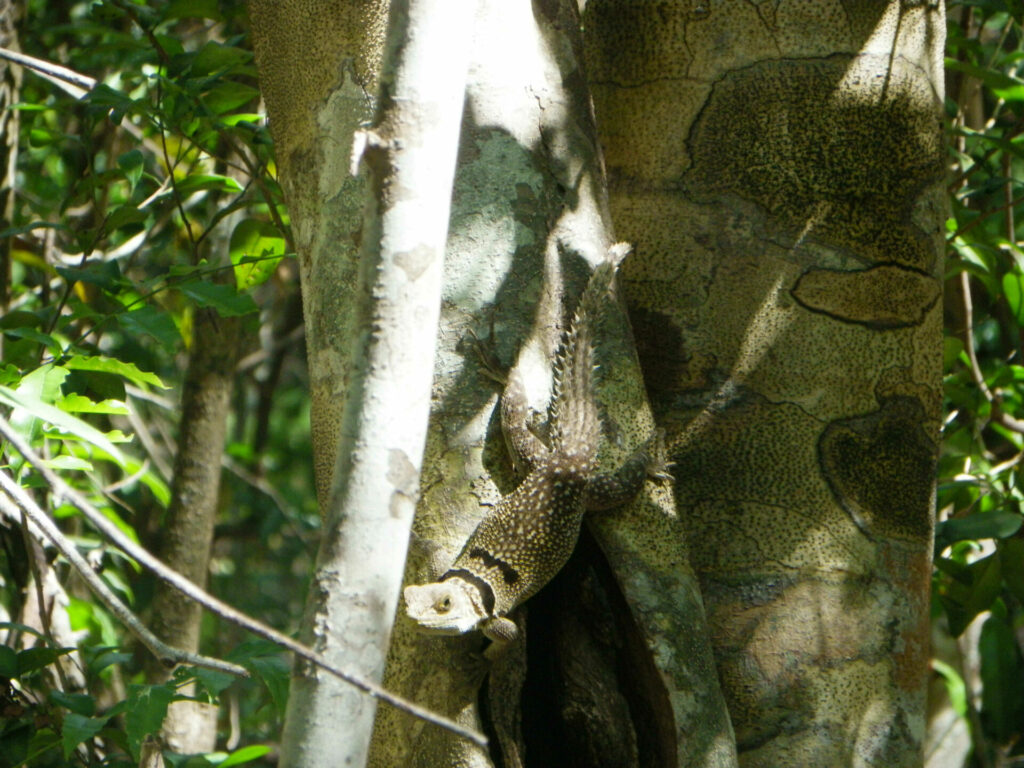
[404,245,670,653]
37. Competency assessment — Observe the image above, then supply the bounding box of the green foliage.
[1,0,314,764]
[941,1,1024,763]
[6,0,1022,764]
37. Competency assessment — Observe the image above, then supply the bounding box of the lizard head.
[403,577,488,635]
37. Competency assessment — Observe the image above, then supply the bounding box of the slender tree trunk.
[584,2,946,765]
[0,0,20,317]
[147,309,241,751]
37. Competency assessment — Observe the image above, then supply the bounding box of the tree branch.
[0,414,487,749]
[0,476,248,678]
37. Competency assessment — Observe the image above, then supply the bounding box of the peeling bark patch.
[685,56,944,270]
[791,264,939,329]
[387,448,419,518]
[393,243,433,281]
[818,397,936,541]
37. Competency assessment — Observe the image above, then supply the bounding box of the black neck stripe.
[467,547,521,586]
[442,568,495,615]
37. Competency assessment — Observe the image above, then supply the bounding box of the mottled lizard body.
[404,246,668,651]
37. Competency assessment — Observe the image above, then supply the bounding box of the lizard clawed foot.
[646,428,675,483]
[466,327,508,386]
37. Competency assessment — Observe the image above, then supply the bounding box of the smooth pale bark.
[256,0,475,764]
[370,2,733,766]
[584,2,945,766]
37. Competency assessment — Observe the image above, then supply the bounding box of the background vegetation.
[0,0,1020,765]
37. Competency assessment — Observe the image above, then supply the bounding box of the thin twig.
[0,481,247,678]
[0,415,487,749]
[948,191,1024,243]
[959,270,1024,435]
[0,45,95,94]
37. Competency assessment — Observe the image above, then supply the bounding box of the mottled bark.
[584,1,945,765]
[248,0,388,512]
[371,2,732,766]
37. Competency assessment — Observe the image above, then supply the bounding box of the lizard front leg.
[481,613,521,660]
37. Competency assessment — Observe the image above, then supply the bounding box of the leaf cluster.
[940,1,1024,763]
[1,0,313,765]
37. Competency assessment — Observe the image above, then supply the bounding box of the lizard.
[403,244,671,656]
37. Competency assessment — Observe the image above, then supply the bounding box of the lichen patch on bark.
[791,264,940,329]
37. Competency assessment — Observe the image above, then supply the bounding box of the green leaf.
[244,654,290,716]
[7,366,66,444]
[0,220,66,240]
[49,690,96,717]
[937,510,1023,545]
[1003,271,1024,324]
[62,355,166,389]
[192,665,236,698]
[43,454,94,471]
[0,621,45,638]
[56,260,124,291]
[104,203,147,233]
[117,149,145,191]
[179,281,258,317]
[938,553,1004,635]
[230,219,285,291]
[61,713,108,757]
[1,326,61,353]
[124,683,175,760]
[0,310,44,330]
[17,646,73,676]
[946,58,1024,101]
[165,0,223,20]
[0,644,17,677]
[120,305,181,349]
[979,615,1024,741]
[219,745,272,767]
[175,173,244,196]
[29,127,61,147]
[220,113,263,127]
[56,394,130,415]
[0,384,127,465]
[1000,539,1024,603]
[84,645,133,675]
[203,82,260,115]
[84,83,136,115]
[932,659,968,717]
[191,42,252,76]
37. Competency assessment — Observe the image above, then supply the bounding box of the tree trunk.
[248,0,388,512]
[584,1,946,765]
[147,308,241,751]
[249,1,947,766]
[0,0,20,316]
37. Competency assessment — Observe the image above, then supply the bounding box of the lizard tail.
[550,243,631,475]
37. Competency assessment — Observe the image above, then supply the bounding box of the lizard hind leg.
[583,429,673,512]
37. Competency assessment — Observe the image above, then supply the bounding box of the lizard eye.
[437,596,452,612]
